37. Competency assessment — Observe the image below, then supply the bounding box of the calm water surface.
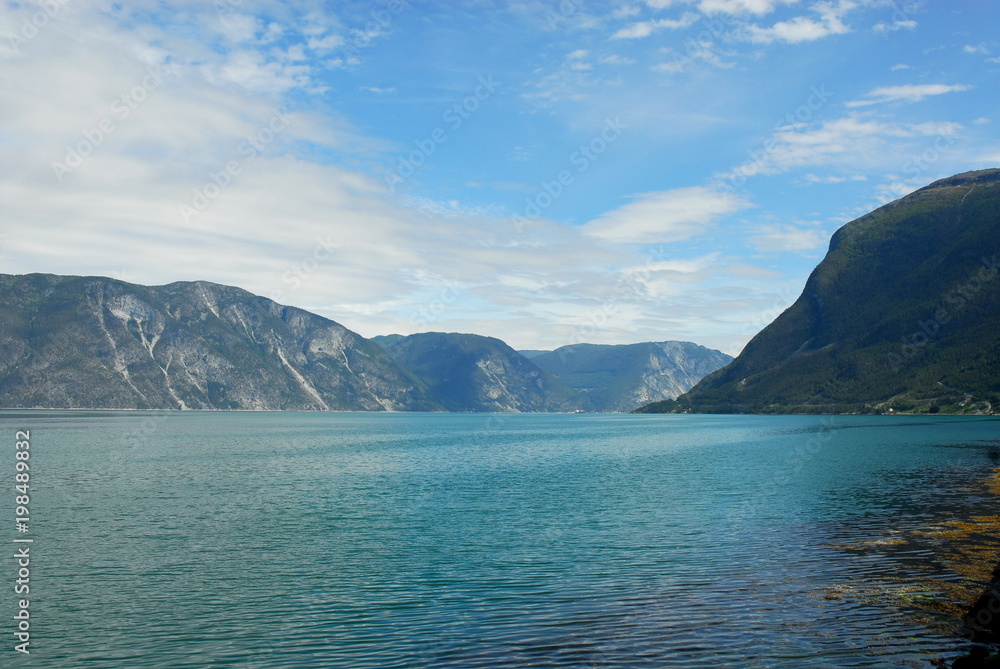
[3,412,1000,667]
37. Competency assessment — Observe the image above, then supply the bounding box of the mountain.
[529,342,733,412]
[637,169,1000,414]
[378,332,584,412]
[0,274,441,411]
[370,334,405,348]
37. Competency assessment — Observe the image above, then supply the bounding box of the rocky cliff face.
[529,341,733,412]
[0,274,441,411]
[378,332,583,412]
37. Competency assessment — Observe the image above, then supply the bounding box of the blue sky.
[1,0,998,354]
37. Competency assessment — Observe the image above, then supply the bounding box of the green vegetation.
[636,169,1000,415]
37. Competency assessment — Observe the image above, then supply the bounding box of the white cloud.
[749,223,828,253]
[211,50,313,94]
[0,1,807,355]
[845,83,971,107]
[964,44,990,55]
[611,12,700,39]
[874,178,927,203]
[873,18,916,33]
[699,0,799,15]
[582,187,751,244]
[654,41,737,72]
[748,15,840,43]
[600,54,637,65]
[307,33,346,52]
[803,173,867,184]
[720,115,964,180]
[890,63,909,71]
[614,5,643,18]
[975,117,990,125]
[747,0,855,43]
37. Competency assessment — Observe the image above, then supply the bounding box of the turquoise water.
[3,412,1000,667]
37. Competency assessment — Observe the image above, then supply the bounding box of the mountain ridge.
[378,332,583,412]
[1,274,730,412]
[636,168,1000,415]
[0,273,442,411]
[529,341,732,412]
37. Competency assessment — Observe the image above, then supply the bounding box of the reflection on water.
[3,411,1000,668]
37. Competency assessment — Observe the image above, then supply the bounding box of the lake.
[3,411,1000,667]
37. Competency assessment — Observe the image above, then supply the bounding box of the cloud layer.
[1,0,997,355]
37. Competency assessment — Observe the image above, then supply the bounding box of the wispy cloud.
[600,54,637,65]
[873,18,916,34]
[582,187,751,244]
[698,0,800,15]
[802,173,867,184]
[611,12,700,38]
[719,115,964,179]
[749,223,828,253]
[2,0,997,354]
[845,83,971,108]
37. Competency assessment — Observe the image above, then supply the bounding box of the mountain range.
[528,342,732,413]
[638,168,1000,415]
[0,274,441,411]
[373,333,580,412]
[0,273,729,412]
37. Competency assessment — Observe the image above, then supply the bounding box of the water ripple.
[5,411,1000,667]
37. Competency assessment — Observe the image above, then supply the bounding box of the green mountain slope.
[0,274,441,410]
[637,168,1000,414]
[380,332,584,412]
[530,342,732,412]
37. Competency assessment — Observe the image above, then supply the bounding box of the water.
[3,411,1000,667]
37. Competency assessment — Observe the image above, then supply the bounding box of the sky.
[1,0,998,355]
